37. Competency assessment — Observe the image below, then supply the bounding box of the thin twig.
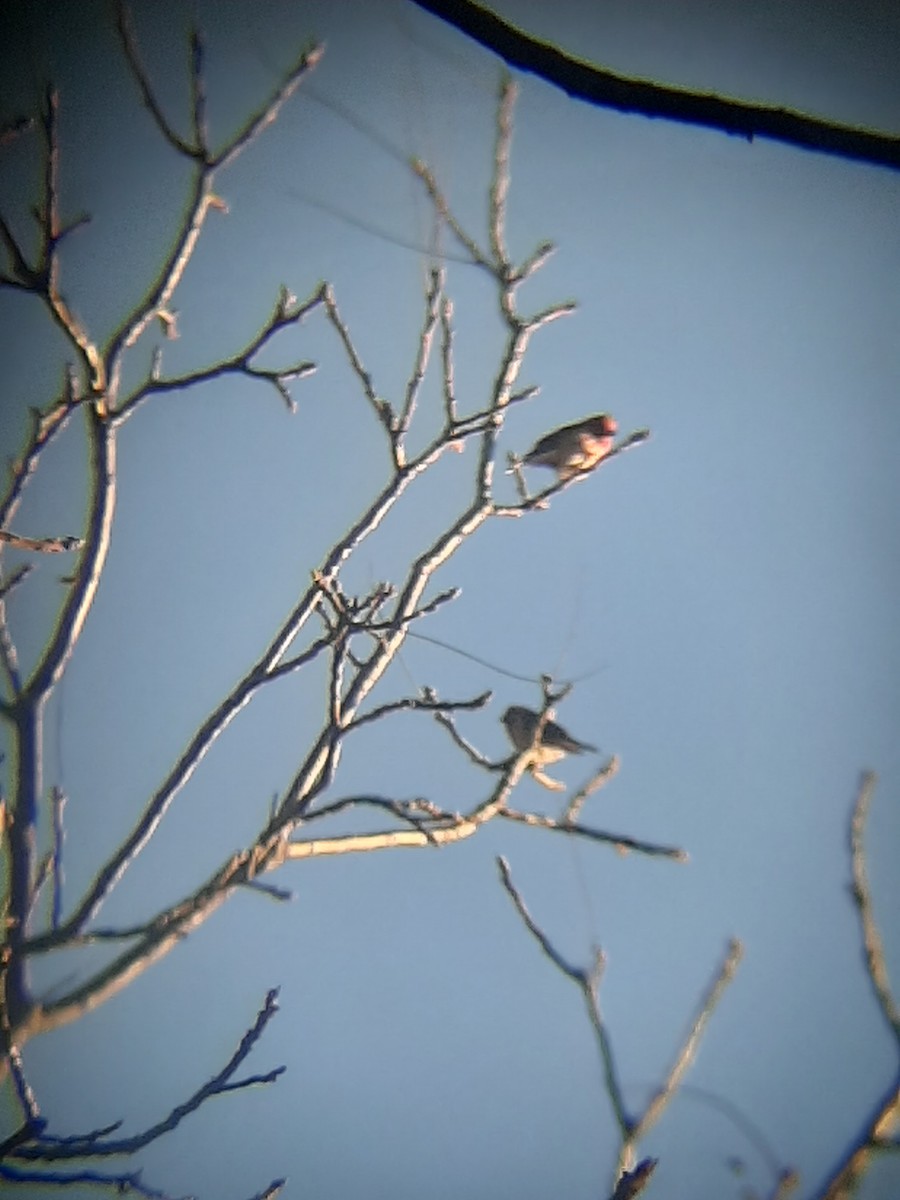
[412,159,493,272]
[625,939,743,1155]
[14,990,283,1161]
[396,268,443,456]
[344,689,491,733]
[565,756,620,822]
[50,787,66,930]
[322,284,394,439]
[502,807,687,861]
[497,856,632,1136]
[849,771,899,1040]
[440,295,457,426]
[488,76,516,278]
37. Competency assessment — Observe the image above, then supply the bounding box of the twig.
[565,756,620,822]
[114,285,324,421]
[50,787,66,929]
[849,771,899,1040]
[433,710,503,769]
[501,807,687,861]
[0,1119,46,1161]
[0,564,33,605]
[497,856,631,1136]
[488,76,516,286]
[117,1,197,156]
[412,159,493,272]
[396,268,443,457]
[322,284,394,440]
[623,939,743,1164]
[0,1163,189,1198]
[814,772,900,1200]
[344,688,491,733]
[13,990,284,1161]
[440,296,457,426]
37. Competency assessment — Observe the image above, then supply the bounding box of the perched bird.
[501,705,597,766]
[522,413,618,481]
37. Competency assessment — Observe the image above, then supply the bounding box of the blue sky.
[1,2,899,1198]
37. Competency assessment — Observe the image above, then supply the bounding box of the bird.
[501,705,597,766]
[521,413,618,481]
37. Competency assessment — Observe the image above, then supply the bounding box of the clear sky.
[1,2,899,1198]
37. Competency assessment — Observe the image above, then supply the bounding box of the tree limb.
[409,0,900,173]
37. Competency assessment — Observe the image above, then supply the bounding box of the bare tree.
[1,8,894,1200]
[0,9,666,1196]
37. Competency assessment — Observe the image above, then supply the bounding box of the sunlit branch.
[396,268,443,454]
[38,90,106,395]
[365,585,461,632]
[565,755,620,822]
[849,771,899,1042]
[212,45,324,172]
[0,532,82,554]
[488,76,515,283]
[623,938,743,1167]
[440,296,458,425]
[286,757,530,859]
[7,1042,40,1124]
[47,400,495,946]
[434,709,501,768]
[322,285,395,443]
[0,374,82,537]
[303,794,447,844]
[501,807,687,861]
[106,171,225,380]
[814,772,900,1200]
[24,410,116,700]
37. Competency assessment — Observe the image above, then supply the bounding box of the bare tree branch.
[622,938,743,1168]
[607,1158,658,1200]
[501,807,686,861]
[12,990,283,1162]
[849,771,900,1043]
[409,0,900,173]
[499,856,740,1186]
[813,772,900,1200]
[0,532,82,554]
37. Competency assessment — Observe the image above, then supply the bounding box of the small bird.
[522,413,618,481]
[501,705,597,766]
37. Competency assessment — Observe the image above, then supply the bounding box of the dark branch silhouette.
[409,0,900,173]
